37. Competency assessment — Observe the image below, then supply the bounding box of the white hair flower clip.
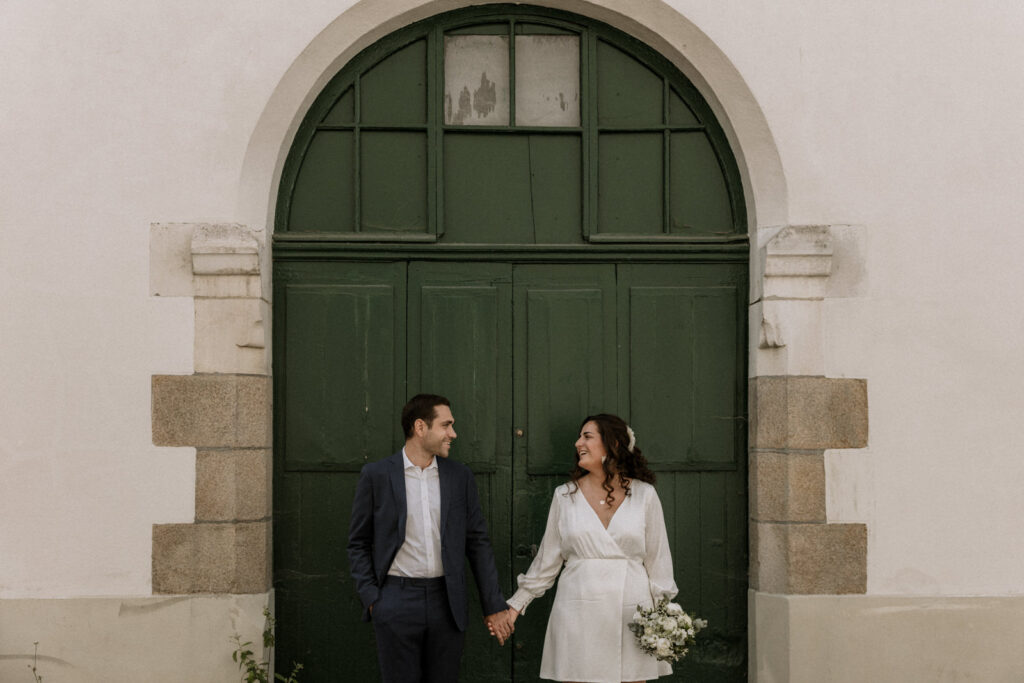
[626,425,637,453]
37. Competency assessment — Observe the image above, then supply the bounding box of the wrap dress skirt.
[507,480,679,683]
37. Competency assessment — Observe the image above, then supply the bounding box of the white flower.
[631,600,707,663]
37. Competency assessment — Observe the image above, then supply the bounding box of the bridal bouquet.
[628,598,707,663]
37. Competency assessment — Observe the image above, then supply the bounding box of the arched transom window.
[279,6,745,244]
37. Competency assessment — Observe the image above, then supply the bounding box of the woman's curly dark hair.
[568,413,656,506]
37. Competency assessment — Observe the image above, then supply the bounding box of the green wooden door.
[273,261,407,680]
[407,262,515,680]
[274,259,746,681]
[273,6,749,680]
[509,262,747,680]
[273,260,517,682]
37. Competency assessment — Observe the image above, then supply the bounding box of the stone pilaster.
[750,225,869,596]
[152,521,271,594]
[149,223,272,594]
[749,375,868,594]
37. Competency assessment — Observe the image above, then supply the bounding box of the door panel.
[407,262,514,682]
[619,265,742,468]
[510,264,618,676]
[273,262,407,683]
[514,265,617,476]
[282,273,405,472]
[618,264,747,680]
[408,263,513,474]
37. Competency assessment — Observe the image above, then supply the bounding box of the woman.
[499,414,678,683]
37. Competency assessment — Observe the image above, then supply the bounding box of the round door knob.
[515,429,524,437]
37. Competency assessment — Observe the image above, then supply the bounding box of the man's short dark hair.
[401,394,451,438]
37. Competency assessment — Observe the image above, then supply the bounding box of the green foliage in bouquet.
[628,598,708,663]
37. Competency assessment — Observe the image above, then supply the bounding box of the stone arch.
[236,0,788,237]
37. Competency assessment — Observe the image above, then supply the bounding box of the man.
[347,394,514,682]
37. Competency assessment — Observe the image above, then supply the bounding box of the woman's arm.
[505,488,567,616]
[644,484,679,602]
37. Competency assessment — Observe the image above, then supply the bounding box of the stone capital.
[190,223,260,277]
[762,225,833,297]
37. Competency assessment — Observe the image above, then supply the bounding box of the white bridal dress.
[507,480,678,683]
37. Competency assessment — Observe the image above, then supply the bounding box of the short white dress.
[507,480,678,683]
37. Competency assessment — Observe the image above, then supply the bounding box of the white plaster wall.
[0,594,270,682]
[2,0,1023,600]
[752,592,1024,682]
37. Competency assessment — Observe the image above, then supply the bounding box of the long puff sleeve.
[506,488,566,615]
[643,484,679,602]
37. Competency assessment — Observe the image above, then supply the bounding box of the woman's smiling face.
[574,420,606,472]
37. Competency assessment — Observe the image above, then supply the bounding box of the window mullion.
[354,75,362,233]
[663,77,670,235]
[509,20,516,127]
[584,29,598,239]
[429,24,442,238]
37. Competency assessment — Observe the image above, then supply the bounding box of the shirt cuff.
[507,588,536,615]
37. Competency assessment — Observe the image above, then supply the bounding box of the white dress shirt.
[388,448,444,578]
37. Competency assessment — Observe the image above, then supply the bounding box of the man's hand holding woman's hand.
[484,608,519,645]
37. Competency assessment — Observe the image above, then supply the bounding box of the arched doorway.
[273,5,748,680]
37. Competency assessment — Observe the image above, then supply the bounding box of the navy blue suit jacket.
[346,451,507,631]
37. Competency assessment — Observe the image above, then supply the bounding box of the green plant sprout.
[28,641,42,683]
[232,607,303,683]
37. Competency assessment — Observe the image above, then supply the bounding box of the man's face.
[419,404,457,458]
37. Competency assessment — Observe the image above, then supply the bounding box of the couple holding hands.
[347,394,678,683]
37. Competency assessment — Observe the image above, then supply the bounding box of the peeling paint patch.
[473,72,497,119]
[444,35,510,126]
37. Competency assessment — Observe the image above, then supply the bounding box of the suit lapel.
[438,456,453,537]
[388,451,407,540]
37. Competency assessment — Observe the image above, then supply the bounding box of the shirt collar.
[401,447,438,471]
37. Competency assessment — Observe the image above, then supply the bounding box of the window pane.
[670,132,733,234]
[444,35,509,126]
[597,40,662,126]
[444,133,581,243]
[361,132,427,232]
[289,131,354,232]
[598,133,663,234]
[515,35,579,127]
[361,40,427,125]
[323,87,354,125]
[669,88,699,126]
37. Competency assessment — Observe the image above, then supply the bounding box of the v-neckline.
[579,486,628,531]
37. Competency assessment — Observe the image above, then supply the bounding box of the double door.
[273,259,747,681]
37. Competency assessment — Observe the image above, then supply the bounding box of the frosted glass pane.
[515,35,580,127]
[444,35,509,126]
